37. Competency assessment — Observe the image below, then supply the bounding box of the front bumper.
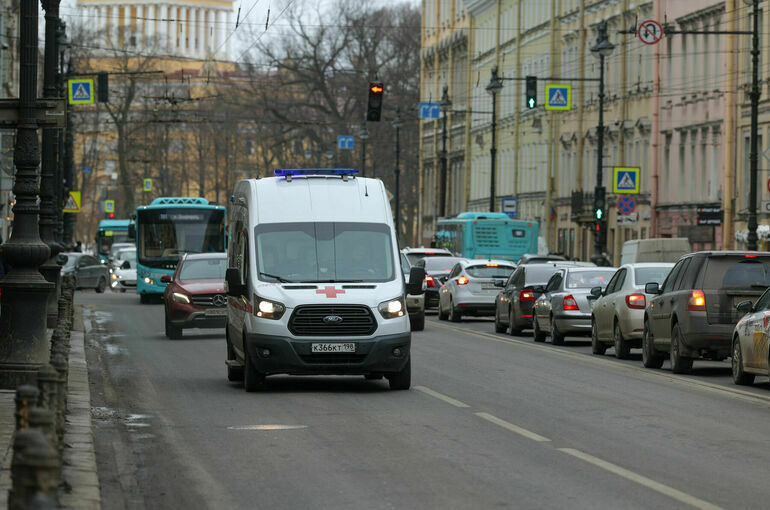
[245,331,411,376]
[554,312,592,335]
[168,302,227,329]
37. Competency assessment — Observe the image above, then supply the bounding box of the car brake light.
[625,293,646,309]
[519,288,535,301]
[425,252,435,255]
[457,276,469,285]
[688,289,706,311]
[425,275,437,288]
[744,254,759,258]
[563,294,579,311]
[486,263,499,267]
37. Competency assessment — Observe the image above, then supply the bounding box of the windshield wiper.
[259,272,293,283]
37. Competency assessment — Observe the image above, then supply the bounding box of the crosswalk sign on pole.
[613,167,640,194]
[62,191,81,213]
[545,84,571,110]
[68,79,94,105]
[104,200,115,213]
[143,178,152,192]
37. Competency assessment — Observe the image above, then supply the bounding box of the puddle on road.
[227,425,309,431]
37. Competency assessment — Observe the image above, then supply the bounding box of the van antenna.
[364,180,368,197]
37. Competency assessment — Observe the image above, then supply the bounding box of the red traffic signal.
[367,82,384,121]
[370,84,383,94]
[108,212,115,219]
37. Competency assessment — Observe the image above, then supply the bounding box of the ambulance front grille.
[288,305,377,336]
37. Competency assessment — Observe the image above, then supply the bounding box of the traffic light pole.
[748,0,760,251]
[592,52,607,264]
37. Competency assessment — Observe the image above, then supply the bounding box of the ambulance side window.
[241,232,250,286]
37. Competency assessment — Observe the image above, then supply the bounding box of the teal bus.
[135,197,226,303]
[95,219,134,264]
[435,212,539,262]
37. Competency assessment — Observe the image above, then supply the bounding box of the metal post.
[486,68,503,213]
[393,107,402,235]
[62,60,75,247]
[594,52,606,260]
[40,0,63,329]
[748,0,760,251]
[439,86,450,217]
[55,21,67,246]
[0,0,54,388]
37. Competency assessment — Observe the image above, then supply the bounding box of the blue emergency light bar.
[274,168,359,177]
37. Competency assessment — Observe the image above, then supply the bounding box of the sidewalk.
[0,304,101,509]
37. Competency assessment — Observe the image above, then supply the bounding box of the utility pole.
[439,86,451,217]
[393,107,402,236]
[486,68,503,212]
[747,0,760,251]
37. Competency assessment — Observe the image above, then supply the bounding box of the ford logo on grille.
[323,315,343,324]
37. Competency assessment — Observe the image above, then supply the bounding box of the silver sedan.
[533,267,616,345]
[438,260,516,322]
[590,263,673,358]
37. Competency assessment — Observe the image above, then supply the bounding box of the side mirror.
[494,280,505,288]
[121,261,130,270]
[590,286,603,298]
[225,267,245,297]
[645,282,660,295]
[736,300,754,314]
[406,267,426,295]
[160,274,172,283]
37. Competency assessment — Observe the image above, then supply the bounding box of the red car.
[162,253,227,339]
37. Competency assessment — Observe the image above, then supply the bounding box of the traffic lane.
[418,315,770,509]
[435,315,770,395]
[80,292,684,509]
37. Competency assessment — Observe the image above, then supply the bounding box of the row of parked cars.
[409,246,770,388]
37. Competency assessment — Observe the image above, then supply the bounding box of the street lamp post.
[590,22,615,264]
[359,126,369,176]
[393,107,403,236]
[486,68,503,213]
[746,0,760,251]
[439,86,451,217]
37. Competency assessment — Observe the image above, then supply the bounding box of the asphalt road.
[79,291,770,510]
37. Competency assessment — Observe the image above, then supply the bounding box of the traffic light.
[593,186,606,221]
[366,82,384,121]
[97,72,109,103]
[108,212,114,219]
[525,76,537,109]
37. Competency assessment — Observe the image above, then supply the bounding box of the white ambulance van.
[225,169,425,391]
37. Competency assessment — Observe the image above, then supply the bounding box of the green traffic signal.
[527,97,535,109]
[595,208,604,220]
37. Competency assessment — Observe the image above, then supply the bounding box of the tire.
[226,338,244,382]
[550,315,565,346]
[642,320,664,369]
[670,324,693,374]
[140,293,151,304]
[533,316,546,342]
[449,299,461,323]
[614,321,631,359]
[494,309,506,333]
[95,277,106,293]
[591,319,607,355]
[387,357,411,390]
[165,312,182,340]
[509,308,522,336]
[243,344,266,392]
[410,312,425,331]
[732,336,755,386]
[437,301,448,321]
[120,288,126,293]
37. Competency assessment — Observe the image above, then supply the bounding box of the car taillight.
[688,290,706,311]
[625,293,646,309]
[456,276,469,285]
[563,294,579,311]
[425,275,437,288]
[519,288,535,301]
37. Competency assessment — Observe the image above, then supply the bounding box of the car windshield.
[635,266,672,286]
[255,222,395,283]
[138,208,225,265]
[703,256,770,289]
[98,231,131,256]
[465,265,515,279]
[423,257,463,272]
[178,257,227,280]
[400,253,411,275]
[117,250,136,264]
[62,254,78,269]
[525,265,569,284]
[405,252,451,265]
[566,270,615,289]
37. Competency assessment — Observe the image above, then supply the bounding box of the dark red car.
[163,253,227,339]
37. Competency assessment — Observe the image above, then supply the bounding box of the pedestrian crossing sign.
[104,200,115,213]
[62,191,81,213]
[68,79,94,105]
[143,178,152,192]
[545,84,571,110]
[613,167,640,194]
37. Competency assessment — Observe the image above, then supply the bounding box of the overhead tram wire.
[214,0,266,58]
[236,0,296,63]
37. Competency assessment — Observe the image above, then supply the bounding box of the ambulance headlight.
[378,297,405,319]
[254,295,285,320]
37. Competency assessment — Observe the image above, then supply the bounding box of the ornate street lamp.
[486,67,503,212]
[439,86,451,217]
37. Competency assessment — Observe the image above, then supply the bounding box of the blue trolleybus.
[435,212,539,262]
[135,197,226,303]
[95,219,134,264]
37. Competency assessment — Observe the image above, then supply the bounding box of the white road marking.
[414,385,470,408]
[475,412,550,442]
[227,425,308,430]
[558,448,724,510]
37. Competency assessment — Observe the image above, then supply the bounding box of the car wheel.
[165,311,182,340]
[243,343,266,392]
[591,319,607,355]
[95,277,106,293]
[533,316,546,342]
[642,320,664,369]
[120,288,126,293]
[140,294,151,304]
[410,312,425,332]
[550,315,565,346]
[437,300,448,320]
[670,323,693,374]
[449,298,461,323]
[386,356,411,390]
[494,308,506,333]
[509,308,522,336]
[732,336,755,386]
[614,321,631,359]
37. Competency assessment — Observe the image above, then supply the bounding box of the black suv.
[642,251,770,373]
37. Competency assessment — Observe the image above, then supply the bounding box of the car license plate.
[205,308,227,316]
[311,343,356,353]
